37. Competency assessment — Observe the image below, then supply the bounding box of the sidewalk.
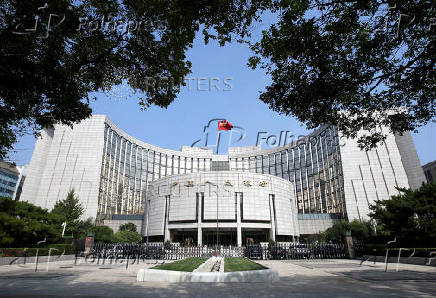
[0,259,435,297]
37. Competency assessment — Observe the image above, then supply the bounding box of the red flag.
[218,120,233,131]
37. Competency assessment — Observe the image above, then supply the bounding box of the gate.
[87,242,346,261]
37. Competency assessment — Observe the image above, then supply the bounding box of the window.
[269,154,275,175]
[211,161,230,171]
[262,156,269,174]
[249,157,256,171]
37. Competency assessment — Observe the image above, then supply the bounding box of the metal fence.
[246,243,347,260]
[86,242,347,261]
[88,243,245,260]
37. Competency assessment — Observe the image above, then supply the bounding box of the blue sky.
[9,21,436,166]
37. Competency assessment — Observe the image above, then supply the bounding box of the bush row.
[363,244,436,258]
[0,244,75,257]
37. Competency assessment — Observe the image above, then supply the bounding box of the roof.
[422,160,436,170]
[0,160,19,175]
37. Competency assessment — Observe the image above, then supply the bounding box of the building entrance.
[202,228,237,246]
[242,229,269,245]
[170,229,198,246]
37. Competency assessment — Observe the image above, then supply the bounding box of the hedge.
[0,244,75,257]
[363,244,436,258]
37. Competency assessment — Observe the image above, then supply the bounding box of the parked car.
[291,244,311,259]
[246,245,263,259]
[270,246,288,260]
[145,245,164,259]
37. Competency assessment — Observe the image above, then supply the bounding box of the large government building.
[20,115,426,246]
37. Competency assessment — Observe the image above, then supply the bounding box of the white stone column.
[269,194,276,242]
[197,227,202,246]
[197,192,203,246]
[236,192,242,247]
[164,196,170,242]
[269,229,276,242]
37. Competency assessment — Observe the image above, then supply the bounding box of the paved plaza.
[0,258,435,297]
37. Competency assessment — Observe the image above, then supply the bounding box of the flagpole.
[216,131,221,154]
[216,183,218,256]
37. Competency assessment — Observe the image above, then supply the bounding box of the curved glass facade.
[97,123,345,221]
[229,126,345,216]
[20,114,422,228]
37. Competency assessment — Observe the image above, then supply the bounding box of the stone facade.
[20,116,105,219]
[145,172,298,246]
[20,115,426,245]
[339,129,420,221]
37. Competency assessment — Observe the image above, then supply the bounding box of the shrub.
[370,183,436,247]
[113,230,142,243]
[0,244,75,257]
[92,225,114,243]
[119,222,137,232]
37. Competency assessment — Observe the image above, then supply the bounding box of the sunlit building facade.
[0,161,26,200]
[20,115,425,245]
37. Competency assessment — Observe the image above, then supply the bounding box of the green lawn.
[152,257,208,272]
[224,257,266,272]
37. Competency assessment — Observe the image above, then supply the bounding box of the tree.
[323,219,373,243]
[119,222,137,232]
[349,220,374,242]
[3,1,432,156]
[248,0,435,149]
[51,189,84,236]
[369,183,436,247]
[323,221,350,243]
[76,217,95,239]
[91,225,114,243]
[113,230,142,244]
[0,0,270,158]
[0,197,58,247]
